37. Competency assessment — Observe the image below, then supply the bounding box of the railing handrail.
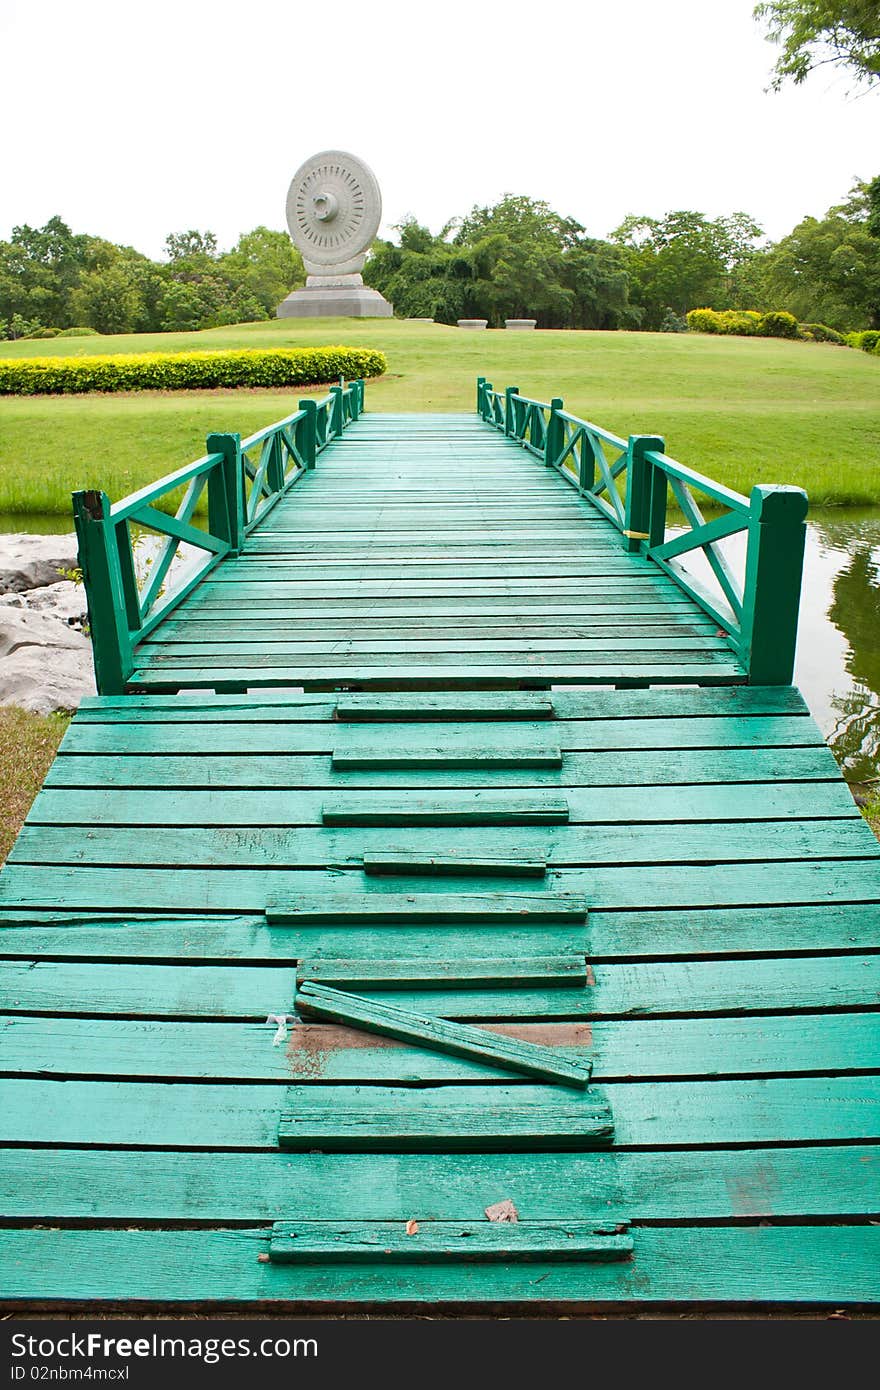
[74,376,367,693]
[475,375,807,686]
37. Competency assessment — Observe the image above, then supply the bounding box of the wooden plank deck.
[1,406,878,1309]
[127,414,747,690]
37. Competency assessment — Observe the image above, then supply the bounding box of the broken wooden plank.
[294,981,592,1087]
[267,1219,631,1263]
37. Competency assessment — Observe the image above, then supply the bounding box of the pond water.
[2,506,878,781]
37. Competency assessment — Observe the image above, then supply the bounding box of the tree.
[609,211,765,327]
[0,216,91,327]
[217,226,304,315]
[754,2,880,89]
[164,230,218,262]
[760,183,880,328]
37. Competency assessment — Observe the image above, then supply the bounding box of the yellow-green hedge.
[0,346,388,395]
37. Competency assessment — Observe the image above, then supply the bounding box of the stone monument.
[276,150,393,318]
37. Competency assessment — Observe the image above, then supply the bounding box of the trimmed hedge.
[799,323,846,345]
[0,346,388,396]
[846,330,880,353]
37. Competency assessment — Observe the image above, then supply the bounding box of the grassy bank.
[0,708,70,864]
[0,320,878,513]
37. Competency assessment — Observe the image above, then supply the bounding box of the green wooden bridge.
[1,377,879,1310]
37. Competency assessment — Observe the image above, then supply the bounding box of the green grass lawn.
[0,319,878,514]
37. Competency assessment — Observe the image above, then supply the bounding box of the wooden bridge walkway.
[1,381,878,1309]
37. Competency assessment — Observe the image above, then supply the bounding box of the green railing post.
[545,398,564,467]
[482,382,493,423]
[330,385,345,437]
[504,385,519,437]
[206,432,243,553]
[357,378,365,413]
[739,484,808,685]
[476,376,486,416]
[72,489,133,695]
[624,434,665,553]
[349,383,360,421]
[297,400,318,468]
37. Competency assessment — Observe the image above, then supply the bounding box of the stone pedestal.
[277,272,392,319]
[505,319,537,330]
[457,319,488,330]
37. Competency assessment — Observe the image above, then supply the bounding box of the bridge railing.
[74,377,365,694]
[477,377,807,685]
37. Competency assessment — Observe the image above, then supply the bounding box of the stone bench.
[505,319,537,330]
[457,319,488,330]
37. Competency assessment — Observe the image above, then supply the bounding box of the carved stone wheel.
[285,150,382,275]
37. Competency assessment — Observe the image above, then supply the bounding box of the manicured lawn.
[1,319,878,512]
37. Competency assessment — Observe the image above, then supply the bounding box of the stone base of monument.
[457,319,488,330]
[505,318,537,330]
[277,274,392,319]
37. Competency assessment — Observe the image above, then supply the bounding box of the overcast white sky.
[1,0,877,258]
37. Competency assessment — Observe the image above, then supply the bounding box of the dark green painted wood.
[267,1220,632,1263]
[278,1083,614,1151]
[293,982,593,1087]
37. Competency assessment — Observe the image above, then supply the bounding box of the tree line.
[1,179,878,340]
[0,223,305,339]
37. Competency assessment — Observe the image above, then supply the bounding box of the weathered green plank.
[278,1083,613,1150]
[4,861,876,912]
[0,960,296,1015]
[0,918,590,963]
[12,820,876,869]
[1,950,873,1017]
[330,744,564,770]
[297,956,585,989]
[8,1225,877,1303]
[322,794,571,825]
[59,714,825,755]
[293,982,593,1088]
[267,1220,632,1264]
[266,892,588,925]
[28,781,858,828]
[337,694,555,720]
[42,747,839,789]
[2,1145,875,1223]
[4,1013,876,1083]
[7,1075,874,1149]
[362,852,547,877]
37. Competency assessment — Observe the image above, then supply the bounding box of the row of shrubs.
[686,307,880,353]
[0,347,389,395]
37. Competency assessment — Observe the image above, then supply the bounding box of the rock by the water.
[0,532,79,595]
[0,532,95,713]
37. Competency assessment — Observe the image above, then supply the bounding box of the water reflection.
[803,511,880,785]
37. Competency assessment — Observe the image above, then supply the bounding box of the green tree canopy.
[759,182,880,328]
[755,1,880,88]
[609,211,765,328]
